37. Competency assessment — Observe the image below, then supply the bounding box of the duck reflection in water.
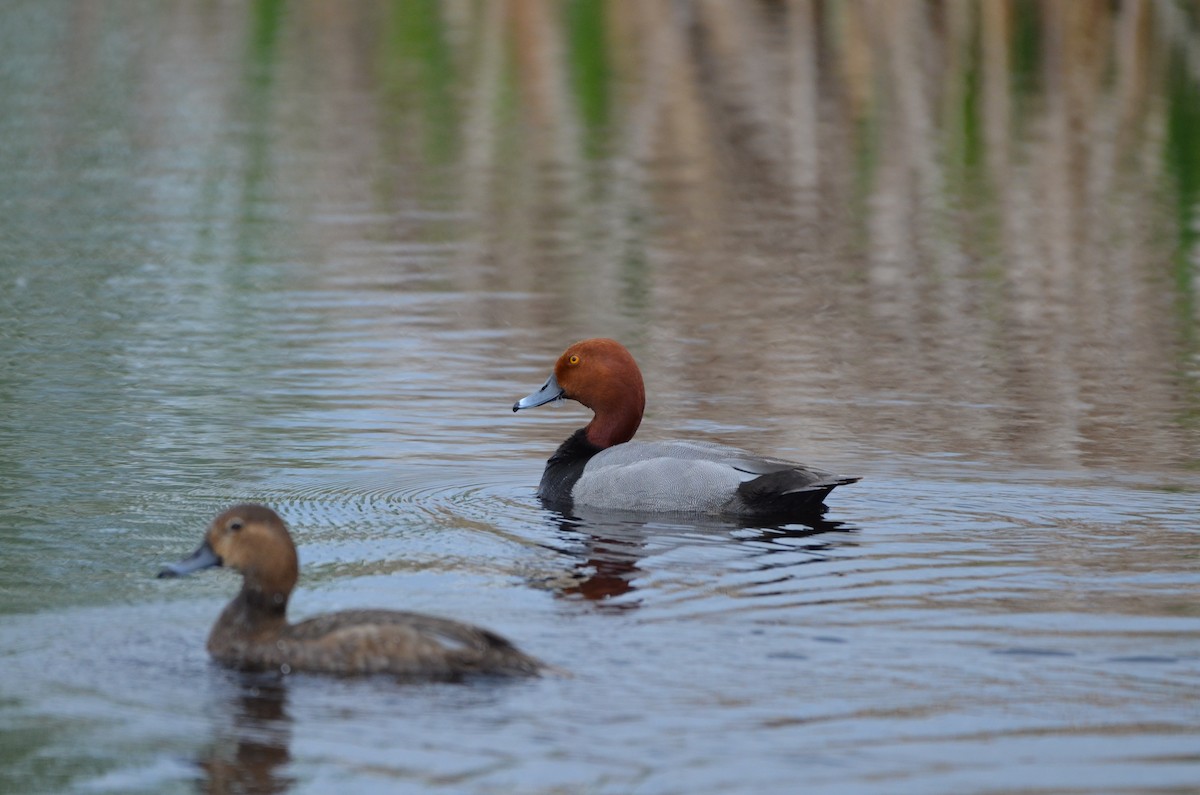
[196,675,293,795]
[545,508,855,610]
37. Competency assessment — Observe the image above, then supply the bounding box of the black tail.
[736,472,859,519]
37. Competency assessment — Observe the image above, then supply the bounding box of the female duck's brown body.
[514,338,858,518]
[159,504,543,680]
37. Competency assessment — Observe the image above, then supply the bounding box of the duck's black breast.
[537,427,602,510]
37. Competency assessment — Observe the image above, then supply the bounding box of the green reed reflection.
[566,0,611,159]
[383,0,457,166]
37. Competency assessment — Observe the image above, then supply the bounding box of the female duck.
[513,338,857,518]
[159,504,544,680]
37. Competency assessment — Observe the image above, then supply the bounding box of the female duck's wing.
[278,610,543,679]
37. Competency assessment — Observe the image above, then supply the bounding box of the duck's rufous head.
[513,338,645,449]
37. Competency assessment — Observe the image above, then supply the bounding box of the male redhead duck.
[513,338,858,518]
[158,504,544,680]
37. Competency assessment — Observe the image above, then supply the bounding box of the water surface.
[1,2,1198,793]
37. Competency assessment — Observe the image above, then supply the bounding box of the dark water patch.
[992,647,1077,658]
[1107,656,1181,665]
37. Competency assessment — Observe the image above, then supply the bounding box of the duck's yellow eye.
[569,355,579,365]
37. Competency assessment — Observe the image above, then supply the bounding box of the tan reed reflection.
[57,0,1197,471]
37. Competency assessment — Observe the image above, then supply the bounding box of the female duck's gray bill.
[158,540,222,578]
[513,373,565,412]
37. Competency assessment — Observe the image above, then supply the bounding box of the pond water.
[2,2,1199,793]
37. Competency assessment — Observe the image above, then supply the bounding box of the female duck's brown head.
[513,338,646,449]
[159,503,298,608]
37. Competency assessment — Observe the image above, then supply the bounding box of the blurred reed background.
[9,0,1195,473]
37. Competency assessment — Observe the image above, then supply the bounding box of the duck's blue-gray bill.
[158,540,221,578]
[513,373,564,412]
